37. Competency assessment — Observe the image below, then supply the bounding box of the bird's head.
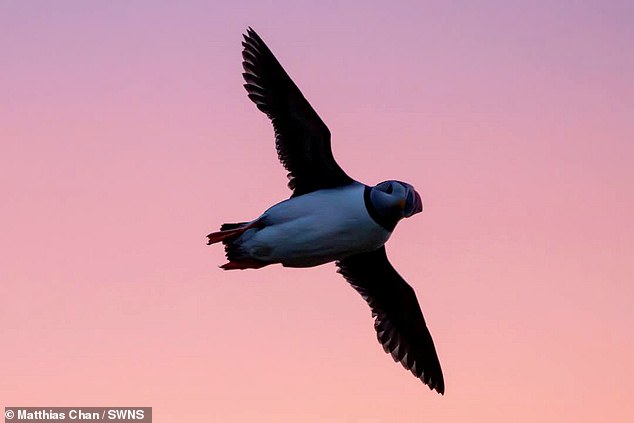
[369,180,423,229]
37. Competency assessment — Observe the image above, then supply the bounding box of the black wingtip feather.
[241,61,258,75]
[242,73,261,85]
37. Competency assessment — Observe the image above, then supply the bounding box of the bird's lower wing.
[336,246,445,394]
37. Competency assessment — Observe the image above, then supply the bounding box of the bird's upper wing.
[241,28,354,197]
[336,246,445,394]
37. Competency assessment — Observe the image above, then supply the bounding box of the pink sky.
[2,1,633,421]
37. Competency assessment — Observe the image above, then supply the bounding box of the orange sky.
[2,1,633,421]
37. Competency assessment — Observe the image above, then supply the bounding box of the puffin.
[207,28,445,394]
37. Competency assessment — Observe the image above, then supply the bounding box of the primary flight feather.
[207,27,445,394]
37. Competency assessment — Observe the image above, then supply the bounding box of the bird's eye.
[385,184,393,194]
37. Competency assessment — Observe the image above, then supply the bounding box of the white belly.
[239,184,390,267]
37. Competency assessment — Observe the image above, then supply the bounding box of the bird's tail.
[206,221,269,270]
[206,221,251,245]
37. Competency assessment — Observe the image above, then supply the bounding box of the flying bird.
[207,27,445,394]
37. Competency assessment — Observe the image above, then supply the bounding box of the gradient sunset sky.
[2,1,633,421]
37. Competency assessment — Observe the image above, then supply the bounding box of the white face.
[372,180,423,220]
